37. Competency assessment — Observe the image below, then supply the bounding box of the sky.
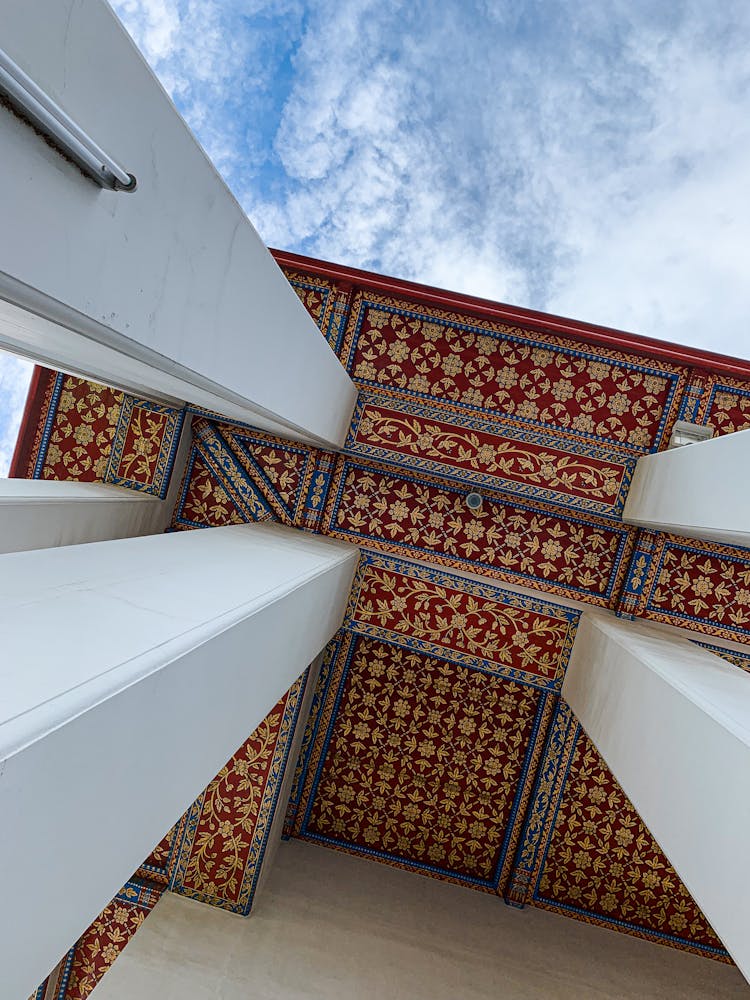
[2,0,749,473]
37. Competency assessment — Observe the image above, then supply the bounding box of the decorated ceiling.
[16,251,750,999]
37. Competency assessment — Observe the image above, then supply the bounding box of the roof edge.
[271,248,750,381]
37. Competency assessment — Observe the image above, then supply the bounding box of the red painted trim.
[8,365,55,478]
[272,248,750,380]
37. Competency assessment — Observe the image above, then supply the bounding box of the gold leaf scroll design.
[354,568,569,680]
[180,710,282,902]
[357,409,623,502]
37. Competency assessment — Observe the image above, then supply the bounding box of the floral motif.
[59,881,162,999]
[706,386,750,436]
[41,376,123,481]
[106,397,184,496]
[217,423,314,522]
[171,679,305,913]
[350,400,629,513]
[536,732,724,956]
[324,459,632,606]
[623,532,750,642]
[341,293,683,449]
[349,563,576,687]
[283,268,335,333]
[172,448,244,529]
[302,636,542,885]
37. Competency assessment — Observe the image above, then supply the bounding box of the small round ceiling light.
[465,491,483,512]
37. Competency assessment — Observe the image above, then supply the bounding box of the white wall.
[563,612,750,983]
[623,429,750,546]
[1,524,358,1000]
[0,0,356,448]
[0,479,165,552]
[91,841,750,1000]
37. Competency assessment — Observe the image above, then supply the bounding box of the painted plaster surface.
[17,254,750,996]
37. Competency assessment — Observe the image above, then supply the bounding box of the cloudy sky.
[2,0,749,473]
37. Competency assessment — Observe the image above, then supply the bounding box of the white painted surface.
[91,841,750,1000]
[562,612,750,983]
[0,0,356,448]
[0,523,358,1000]
[623,429,750,546]
[0,478,165,552]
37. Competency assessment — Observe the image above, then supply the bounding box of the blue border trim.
[243,668,311,913]
[329,459,631,601]
[32,372,65,478]
[345,298,682,453]
[299,636,552,890]
[345,391,637,518]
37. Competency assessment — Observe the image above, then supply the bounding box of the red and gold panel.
[170,676,307,914]
[39,375,123,482]
[341,292,685,450]
[295,633,549,891]
[532,725,726,961]
[135,816,187,886]
[12,368,184,497]
[346,392,634,516]
[705,384,750,436]
[323,457,633,607]
[216,422,316,523]
[171,447,245,529]
[50,881,162,999]
[618,530,750,643]
[344,552,578,690]
[282,267,337,334]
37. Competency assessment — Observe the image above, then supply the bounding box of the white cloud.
[112,0,750,356]
[0,351,33,477]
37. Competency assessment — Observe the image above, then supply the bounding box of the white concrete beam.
[0,0,356,449]
[0,479,166,552]
[623,429,750,546]
[562,612,750,982]
[0,523,358,1000]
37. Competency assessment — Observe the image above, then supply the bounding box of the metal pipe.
[0,46,135,191]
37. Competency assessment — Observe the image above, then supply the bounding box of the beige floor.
[93,840,750,1000]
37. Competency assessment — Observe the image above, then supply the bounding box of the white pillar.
[562,612,750,982]
[0,0,356,449]
[623,429,750,546]
[0,479,166,553]
[0,523,358,1000]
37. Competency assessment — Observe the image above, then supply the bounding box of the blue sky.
[2,0,749,473]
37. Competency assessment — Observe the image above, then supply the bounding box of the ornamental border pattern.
[323,455,635,607]
[343,550,580,693]
[31,372,65,478]
[339,290,686,453]
[294,631,553,891]
[617,530,750,641]
[105,396,185,498]
[522,720,732,963]
[345,390,636,517]
[169,674,308,915]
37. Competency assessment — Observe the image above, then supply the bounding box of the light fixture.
[465,491,483,512]
[0,46,136,191]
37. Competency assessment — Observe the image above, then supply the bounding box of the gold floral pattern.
[303,636,541,884]
[172,448,244,528]
[341,293,684,449]
[349,562,575,685]
[170,678,305,913]
[324,458,632,605]
[350,400,629,512]
[537,732,724,954]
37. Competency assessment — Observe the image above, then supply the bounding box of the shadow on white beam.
[562,612,750,983]
[0,478,166,552]
[0,523,359,1000]
[623,429,750,547]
